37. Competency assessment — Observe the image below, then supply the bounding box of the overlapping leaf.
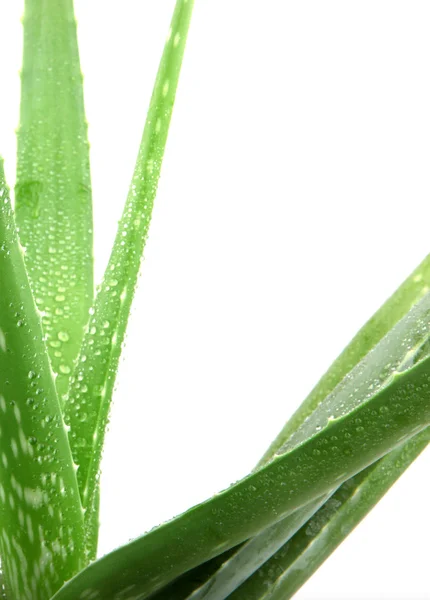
[61,0,195,555]
[227,261,430,598]
[184,496,331,600]
[260,254,430,465]
[0,160,85,600]
[150,255,430,600]
[229,426,430,600]
[15,0,96,562]
[51,297,430,600]
[1,2,429,600]
[16,0,94,403]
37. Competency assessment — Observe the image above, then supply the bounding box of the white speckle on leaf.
[24,487,44,509]
[13,405,21,423]
[80,589,101,600]
[26,515,34,544]
[18,508,25,527]
[11,439,19,458]
[0,329,6,352]
[19,429,30,455]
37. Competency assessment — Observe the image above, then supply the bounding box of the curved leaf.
[217,263,430,600]
[229,426,430,600]
[185,496,330,600]
[155,254,430,600]
[0,160,85,600]
[51,335,430,600]
[259,253,430,465]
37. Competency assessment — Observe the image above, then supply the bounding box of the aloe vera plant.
[0,2,429,600]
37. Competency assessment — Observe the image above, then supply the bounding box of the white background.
[1,2,430,599]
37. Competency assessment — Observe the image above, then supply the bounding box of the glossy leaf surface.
[230,427,430,600]
[260,254,430,465]
[154,256,430,600]
[16,0,94,402]
[62,1,195,559]
[0,160,85,600]
[52,336,430,600]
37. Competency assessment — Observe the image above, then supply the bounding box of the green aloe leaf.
[144,503,329,600]
[220,260,430,599]
[15,0,96,563]
[183,496,331,600]
[15,0,94,404]
[61,0,194,553]
[228,259,430,600]
[150,255,430,600]
[1,3,428,600]
[0,160,85,600]
[260,254,430,466]
[51,304,430,600]
[183,291,430,600]
[229,426,430,600]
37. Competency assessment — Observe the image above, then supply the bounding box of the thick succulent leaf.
[225,281,430,599]
[148,254,430,600]
[145,549,248,600]
[0,161,85,600]
[223,260,430,599]
[217,263,430,599]
[260,253,430,465]
[147,255,430,600]
[51,327,430,600]
[157,278,429,600]
[271,291,430,458]
[229,426,430,600]
[62,0,194,549]
[15,0,94,403]
[184,496,330,600]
